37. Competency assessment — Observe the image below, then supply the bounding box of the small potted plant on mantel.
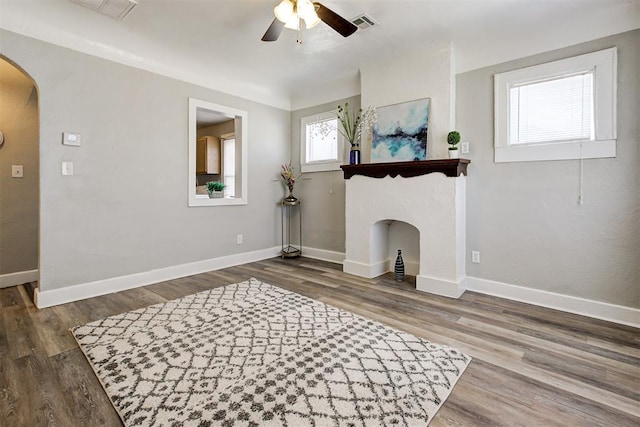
[447,131,461,159]
[206,180,225,198]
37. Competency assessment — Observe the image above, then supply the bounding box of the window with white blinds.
[509,72,594,145]
[494,47,617,162]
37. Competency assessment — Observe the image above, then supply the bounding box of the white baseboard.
[0,269,39,288]
[31,245,640,327]
[341,257,420,278]
[417,275,466,299]
[34,247,281,309]
[343,259,388,278]
[332,249,637,327]
[465,276,640,329]
[301,247,345,264]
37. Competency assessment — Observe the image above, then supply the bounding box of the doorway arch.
[0,56,40,290]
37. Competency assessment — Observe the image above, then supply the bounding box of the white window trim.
[300,110,345,173]
[494,47,617,163]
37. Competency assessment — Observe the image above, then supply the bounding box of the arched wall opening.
[0,55,40,289]
[370,220,420,277]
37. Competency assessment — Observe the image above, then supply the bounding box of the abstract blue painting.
[372,98,429,162]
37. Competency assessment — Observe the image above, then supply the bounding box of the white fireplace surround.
[343,169,467,298]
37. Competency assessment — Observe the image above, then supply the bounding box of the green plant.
[447,131,461,150]
[206,180,225,193]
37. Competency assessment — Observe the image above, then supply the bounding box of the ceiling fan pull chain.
[297,20,303,44]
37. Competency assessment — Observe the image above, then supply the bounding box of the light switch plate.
[63,132,81,146]
[461,142,470,154]
[11,165,24,178]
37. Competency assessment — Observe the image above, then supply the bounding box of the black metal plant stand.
[281,196,302,258]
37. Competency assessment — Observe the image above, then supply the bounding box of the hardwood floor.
[1,257,638,426]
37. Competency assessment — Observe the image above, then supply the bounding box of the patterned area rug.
[72,278,471,426]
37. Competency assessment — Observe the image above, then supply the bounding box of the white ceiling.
[1,0,638,110]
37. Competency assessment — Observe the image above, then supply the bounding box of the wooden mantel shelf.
[340,159,470,180]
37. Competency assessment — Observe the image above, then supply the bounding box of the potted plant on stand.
[280,162,299,201]
[447,131,461,159]
[206,180,225,198]
[337,102,375,165]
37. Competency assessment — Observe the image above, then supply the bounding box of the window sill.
[189,194,247,206]
[301,161,343,173]
[495,139,616,163]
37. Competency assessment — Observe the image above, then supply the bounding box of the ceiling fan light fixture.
[298,0,320,28]
[262,0,357,42]
[274,0,320,30]
[274,0,295,24]
[303,15,321,29]
[284,16,300,30]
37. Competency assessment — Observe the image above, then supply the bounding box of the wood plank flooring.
[1,257,638,426]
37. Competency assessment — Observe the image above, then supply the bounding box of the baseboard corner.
[301,247,345,264]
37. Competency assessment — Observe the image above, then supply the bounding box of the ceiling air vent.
[351,14,377,30]
[70,0,138,20]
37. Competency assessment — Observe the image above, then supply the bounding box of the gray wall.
[458,29,639,308]
[2,26,637,310]
[1,29,290,292]
[291,95,360,253]
[0,57,39,275]
[292,31,639,309]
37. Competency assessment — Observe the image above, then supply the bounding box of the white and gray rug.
[72,278,470,426]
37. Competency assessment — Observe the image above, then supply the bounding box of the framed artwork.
[371,98,430,162]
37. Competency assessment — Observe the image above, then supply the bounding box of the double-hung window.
[300,111,344,173]
[494,47,617,162]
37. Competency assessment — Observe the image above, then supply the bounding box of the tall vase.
[394,249,405,282]
[349,149,361,165]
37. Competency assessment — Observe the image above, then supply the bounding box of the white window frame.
[494,47,617,163]
[221,133,236,198]
[300,110,345,173]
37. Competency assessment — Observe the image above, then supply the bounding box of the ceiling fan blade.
[261,18,285,42]
[313,2,357,38]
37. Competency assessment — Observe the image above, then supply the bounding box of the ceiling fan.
[262,0,358,42]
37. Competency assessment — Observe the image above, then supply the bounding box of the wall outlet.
[471,250,480,263]
[11,165,24,178]
[461,142,470,154]
[236,234,243,244]
[61,161,74,176]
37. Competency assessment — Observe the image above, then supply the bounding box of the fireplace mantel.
[342,158,468,299]
[340,159,470,180]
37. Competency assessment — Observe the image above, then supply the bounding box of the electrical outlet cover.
[11,165,24,178]
[62,161,74,175]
